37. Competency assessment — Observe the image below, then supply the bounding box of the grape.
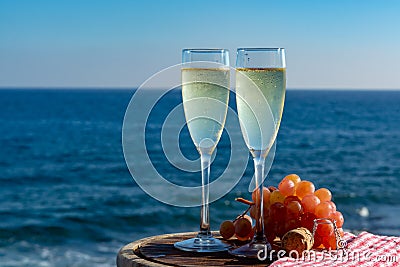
[327,233,338,249]
[270,190,285,204]
[284,195,301,206]
[283,174,301,185]
[314,188,332,202]
[276,224,286,238]
[284,218,301,233]
[278,178,295,196]
[300,212,317,232]
[326,228,345,249]
[316,222,334,237]
[327,201,337,212]
[268,185,278,192]
[322,236,331,249]
[264,218,277,243]
[266,216,285,238]
[301,194,320,213]
[252,187,271,207]
[331,211,344,228]
[266,231,276,243]
[313,233,323,249]
[243,214,253,224]
[295,180,315,199]
[220,220,235,240]
[269,202,286,223]
[322,232,338,249]
[315,201,334,218]
[236,234,251,241]
[248,226,255,239]
[263,206,270,220]
[286,201,303,219]
[234,217,252,238]
[249,205,260,220]
[235,226,254,241]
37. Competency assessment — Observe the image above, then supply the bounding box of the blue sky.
[0,0,399,89]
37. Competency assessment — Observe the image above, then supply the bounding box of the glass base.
[174,233,230,253]
[229,240,272,259]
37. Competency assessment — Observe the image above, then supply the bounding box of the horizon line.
[0,87,400,91]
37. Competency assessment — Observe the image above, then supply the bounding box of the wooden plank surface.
[117,232,272,267]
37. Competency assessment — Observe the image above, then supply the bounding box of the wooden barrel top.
[117,232,272,267]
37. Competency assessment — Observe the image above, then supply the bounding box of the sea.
[0,89,399,266]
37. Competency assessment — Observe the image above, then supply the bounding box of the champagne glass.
[230,48,286,258]
[174,49,230,252]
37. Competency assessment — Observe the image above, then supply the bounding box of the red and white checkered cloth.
[270,232,400,267]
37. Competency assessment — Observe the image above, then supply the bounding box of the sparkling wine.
[236,68,286,152]
[182,68,230,153]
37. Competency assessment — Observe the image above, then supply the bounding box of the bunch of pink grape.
[220,174,345,249]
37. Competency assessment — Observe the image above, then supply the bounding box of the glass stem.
[254,155,267,242]
[199,152,211,236]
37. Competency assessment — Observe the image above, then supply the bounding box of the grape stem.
[235,197,255,206]
[233,205,252,223]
